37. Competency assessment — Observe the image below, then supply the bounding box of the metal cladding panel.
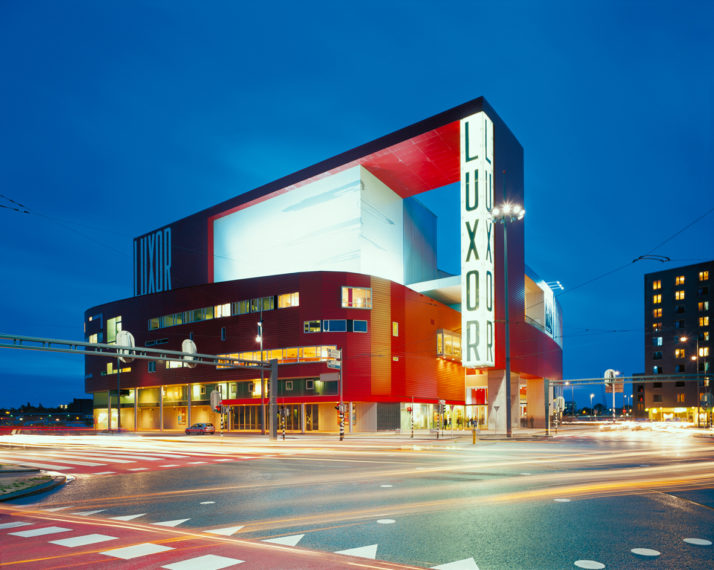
[390,283,406,399]
[370,277,392,395]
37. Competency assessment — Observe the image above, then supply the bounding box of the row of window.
[303,319,368,333]
[653,363,710,374]
[148,293,299,330]
[437,329,462,360]
[215,345,339,369]
[653,293,712,305]
[651,312,711,327]
[652,271,709,290]
[652,346,710,360]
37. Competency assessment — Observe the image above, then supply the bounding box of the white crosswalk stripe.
[161,554,244,569]
[101,542,174,559]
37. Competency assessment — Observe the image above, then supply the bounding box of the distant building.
[636,261,712,423]
[84,98,563,433]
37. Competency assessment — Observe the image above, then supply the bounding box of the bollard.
[472,427,476,445]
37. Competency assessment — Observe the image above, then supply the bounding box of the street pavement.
[1,427,713,568]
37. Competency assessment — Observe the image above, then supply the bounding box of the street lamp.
[257,317,265,435]
[590,393,594,419]
[491,202,525,438]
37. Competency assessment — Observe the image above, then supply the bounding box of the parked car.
[185,422,215,435]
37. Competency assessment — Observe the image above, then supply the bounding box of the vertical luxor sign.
[460,112,495,367]
[134,227,172,296]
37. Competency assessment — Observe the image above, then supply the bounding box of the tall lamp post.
[680,335,700,426]
[257,315,265,435]
[491,203,525,438]
[590,393,594,419]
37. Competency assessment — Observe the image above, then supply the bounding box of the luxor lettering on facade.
[134,228,172,296]
[460,112,495,367]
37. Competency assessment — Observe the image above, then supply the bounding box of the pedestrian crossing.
[0,447,258,475]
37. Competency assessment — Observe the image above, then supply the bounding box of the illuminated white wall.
[213,166,404,283]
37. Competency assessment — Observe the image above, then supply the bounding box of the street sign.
[182,338,197,368]
[327,348,342,360]
[116,330,136,363]
[327,360,341,369]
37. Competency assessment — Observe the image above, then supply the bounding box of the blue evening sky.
[1,1,712,408]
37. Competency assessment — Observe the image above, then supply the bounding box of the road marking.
[101,542,174,559]
[215,459,232,462]
[200,501,216,505]
[153,518,190,527]
[335,544,378,559]
[93,471,116,475]
[432,558,480,570]
[684,538,712,546]
[50,533,118,547]
[128,467,149,471]
[380,484,393,488]
[161,554,244,569]
[161,464,179,468]
[9,526,72,537]
[0,459,71,470]
[205,525,244,536]
[187,461,207,464]
[0,521,32,529]
[110,513,146,521]
[574,561,605,569]
[377,519,395,524]
[554,498,571,502]
[262,534,304,546]
[0,453,105,467]
[520,472,532,476]
[631,548,660,557]
[42,507,72,512]
[71,509,106,516]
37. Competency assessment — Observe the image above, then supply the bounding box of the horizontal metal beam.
[0,333,267,370]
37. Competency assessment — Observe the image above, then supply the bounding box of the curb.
[0,475,67,502]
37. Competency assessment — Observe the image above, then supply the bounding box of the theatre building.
[84,97,563,433]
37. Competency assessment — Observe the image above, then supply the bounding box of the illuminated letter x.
[466,220,479,261]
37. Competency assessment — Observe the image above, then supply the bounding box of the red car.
[185,422,215,435]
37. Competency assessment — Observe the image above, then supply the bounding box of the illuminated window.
[166,360,185,368]
[260,296,275,311]
[436,330,461,360]
[392,322,399,337]
[676,393,685,403]
[675,348,685,359]
[341,286,372,309]
[652,322,662,331]
[675,275,685,285]
[323,319,347,332]
[215,303,230,318]
[653,365,662,374]
[699,301,710,312]
[700,346,710,357]
[304,320,321,333]
[653,294,662,304]
[701,316,710,327]
[106,316,122,343]
[653,351,662,360]
[702,331,710,342]
[278,292,300,308]
[652,280,662,290]
[652,308,662,318]
[675,290,685,300]
[700,271,709,281]
[652,336,663,346]
[88,333,103,344]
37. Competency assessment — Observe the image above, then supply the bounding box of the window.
[700,301,710,312]
[148,317,160,330]
[285,380,293,391]
[676,380,685,386]
[437,330,461,360]
[653,351,663,360]
[700,271,709,281]
[652,280,662,290]
[675,365,685,373]
[353,320,368,333]
[675,275,685,286]
[676,393,686,403]
[304,320,322,333]
[675,305,685,313]
[392,322,399,337]
[653,365,662,374]
[107,316,122,343]
[675,290,685,300]
[166,360,185,369]
[652,294,661,304]
[341,286,372,309]
[700,346,710,357]
[653,308,662,318]
[305,380,314,390]
[652,322,662,332]
[700,316,710,327]
[278,292,300,308]
[675,348,685,359]
[215,303,230,318]
[653,382,662,388]
[88,333,103,344]
[260,296,275,311]
[653,394,662,403]
[148,361,156,373]
[220,327,226,341]
[702,331,710,342]
[675,320,685,329]
[323,319,347,332]
[652,336,663,346]
[699,286,710,296]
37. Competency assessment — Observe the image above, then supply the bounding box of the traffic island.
[0,466,66,501]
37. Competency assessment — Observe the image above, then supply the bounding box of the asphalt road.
[2,427,714,569]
